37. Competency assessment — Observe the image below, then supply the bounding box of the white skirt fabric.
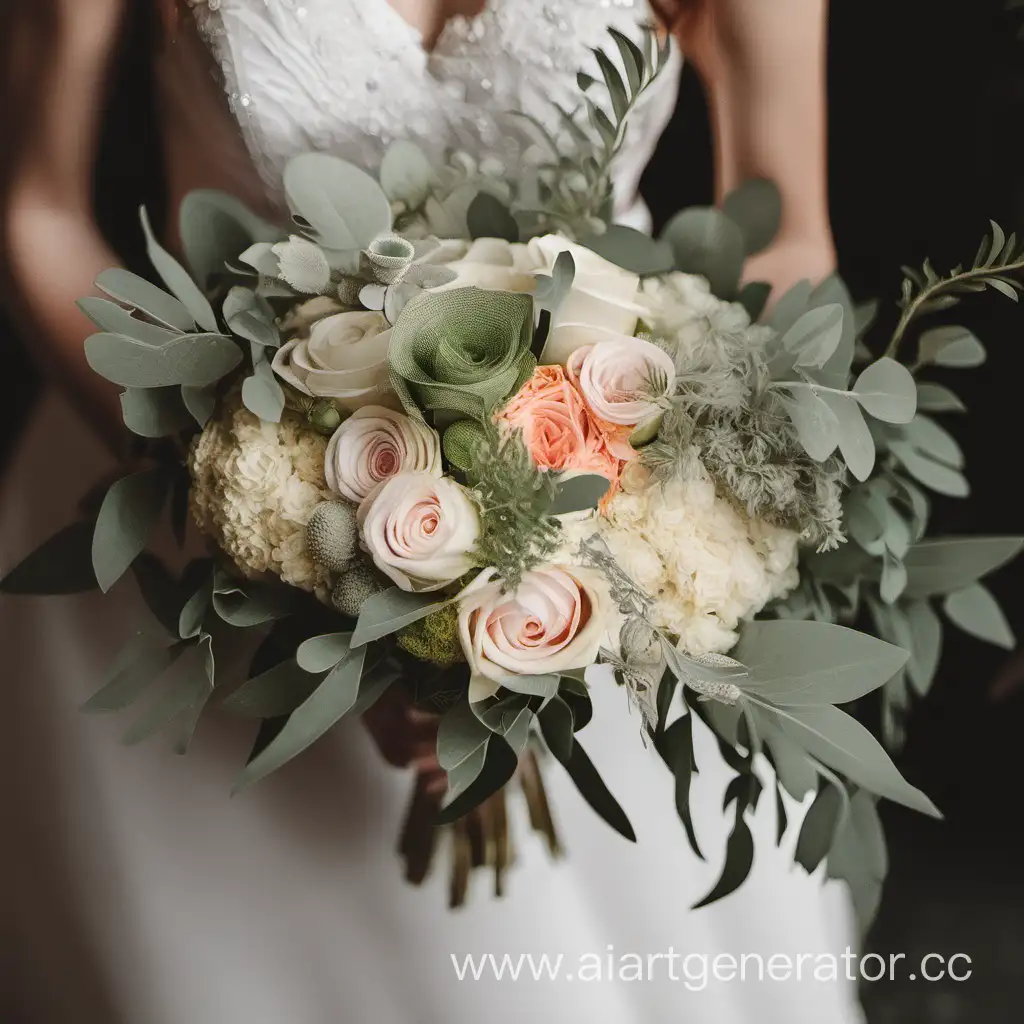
[1,393,865,1024]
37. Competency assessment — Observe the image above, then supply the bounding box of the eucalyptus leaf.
[917,325,986,368]
[140,207,218,333]
[537,696,574,763]
[438,698,493,772]
[436,732,519,824]
[120,387,193,437]
[853,358,917,424]
[785,388,841,462]
[222,659,322,718]
[721,178,782,255]
[283,153,391,251]
[211,579,297,627]
[82,636,185,714]
[85,332,242,389]
[902,537,1023,598]
[549,473,612,515]
[658,714,703,859]
[692,806,754,909]
[916,382,966,413]
[241,360,286,423]
[943,583,1015,649]
[889,444,969,497]
[733,620,908,707]
[795,782,845,873]
[95,268,195,332]
[0,520,97,595]
[662,206,745,298]
[578,225,674,276]
[380,140,437,208]
[466,192,520,243]
[77,297,179,346]
[181,384,218,427]
[753,702,940,817]
[234,645,368,789]
[904,599,942,696]
[782,304,844,369]
[821,392,875,481]
[296,632,353,673]
[759,717,818,800]
[92,470,169,593]
[351,587,455,647]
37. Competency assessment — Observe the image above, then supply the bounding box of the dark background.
[2,1,1023,1020]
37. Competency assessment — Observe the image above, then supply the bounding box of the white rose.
[435,237,539,294]
[358,472,480,592]
[272,311,394,411]
[325,406,442,504]
[567,336,676,427]
[458,565,614,702]
[529,235,646,365]
[279,295,346,335]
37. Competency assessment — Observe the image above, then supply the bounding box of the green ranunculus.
[387,287,535,421]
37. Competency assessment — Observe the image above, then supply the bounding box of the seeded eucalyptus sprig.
[885,221,1024,361]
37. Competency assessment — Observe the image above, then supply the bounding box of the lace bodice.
[187,0,681,228]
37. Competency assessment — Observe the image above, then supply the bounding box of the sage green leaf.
[853,357,917,423]
[296,632,353,673]
[904,599,942,695]
[889,444,969,497]
[387,288,535,421]
[466,192,520,243]
[379,139,436,208]
[85,332,242,389]
[211,580,297,627]
[122,637,214,746]
[879,551,908,604]
[140,207,218,333]
[0,520,97,594]
[809,276,858,388]
[179,189,281,290]
[130,553,181,633]
[722,178,782,255]
[438,699,493,772]
[916,382,966,413]
[755,702,939,817]
[547,733,636,842]
[736,281,771,322]
[607,26,645,94]
[92,470,169,593]
[785,388,841,462]
[222,659,322,718]
[825,791,887,935]
[821,392,875,481]
[181,384,217,427]
[351,587,455,647]
[537,696,574,763]
[658,714,703,859]
[943,583,1015,649]
[768,279,814,335]
[549,473,612,515]
[77,297,179,346]
[662,206,745,298]
[795,782,845,873]
[235,645,368,789]
[782,304,844,369]
[734,620,908,706]
[501,674,560,699]
[95,267,195,332]
[692,807,754,909]
[902,537,1023,598]
[82,636,185,713]
[579,224,674,276]
[901,416,963,468]
[759,716,817,800]
[178,575,212,639]
[436,733,519,824]
[230,309,280,350]
[120,386,193,437]
[593,45,629,121]
[477,696,534,756]
[917,325,986,368]
[283,153,391,251]
[241,360,285,423]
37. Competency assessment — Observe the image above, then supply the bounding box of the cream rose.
[436,237,539,294]
[529,235,646,365]
[458,565,613,701]
[567,337,676,428]
[272,311,394,411]
[325,406,442,504]
[358,472,480,592]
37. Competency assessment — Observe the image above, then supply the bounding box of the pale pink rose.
[567,337,675,428]
[458,565,613,701]
[325,407,442,503]
[358,472,479,592]
[496,365,622,486]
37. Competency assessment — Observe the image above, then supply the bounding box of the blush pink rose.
[496,365,623,486]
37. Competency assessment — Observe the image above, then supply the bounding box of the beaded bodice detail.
[187,0,681,224]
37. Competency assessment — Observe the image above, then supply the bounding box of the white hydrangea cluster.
[564,462,799,656]
[188,394,333,596]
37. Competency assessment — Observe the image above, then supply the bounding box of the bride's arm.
[3,0,126,449]
[678,0,836,292]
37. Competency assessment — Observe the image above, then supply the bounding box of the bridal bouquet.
[4,27,1022,924]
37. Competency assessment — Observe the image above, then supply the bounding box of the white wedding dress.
[1,2,864,1022]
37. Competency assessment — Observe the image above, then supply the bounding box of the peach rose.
[458,565,614,701]
[496,365,622,485]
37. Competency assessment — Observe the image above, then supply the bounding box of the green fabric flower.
[387,287,535,421]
